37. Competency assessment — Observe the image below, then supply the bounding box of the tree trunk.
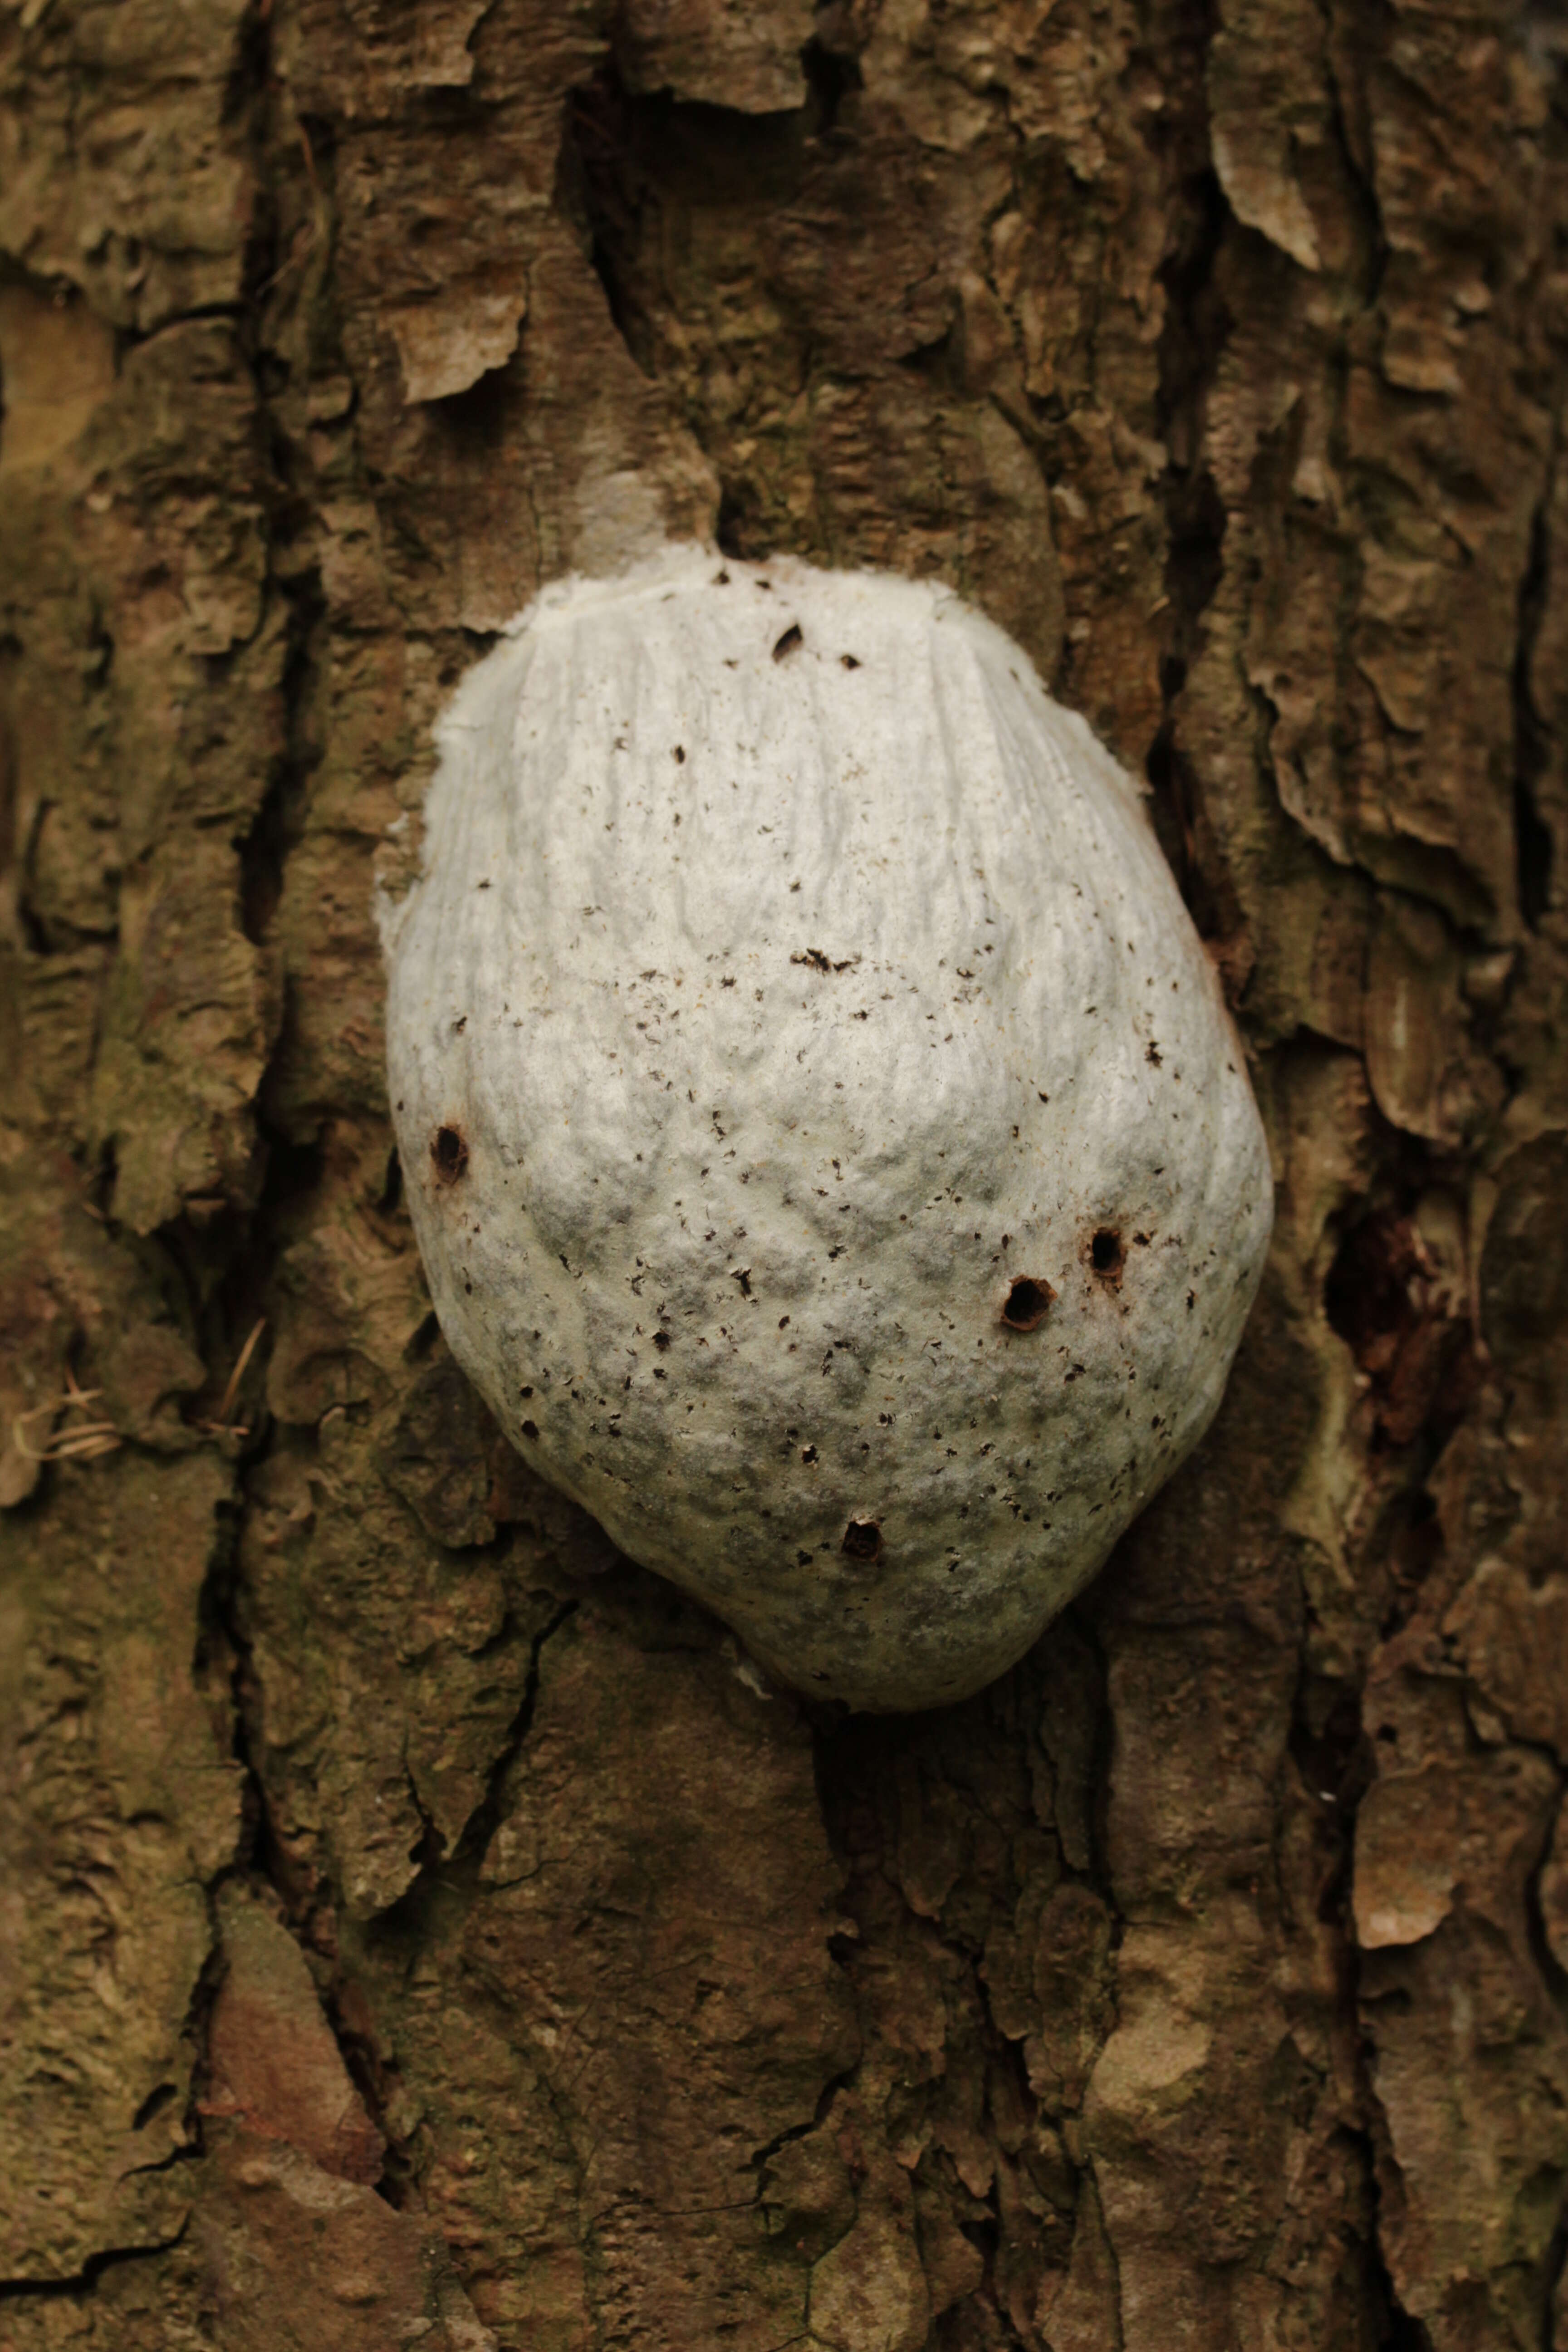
[2,2,1566,2347]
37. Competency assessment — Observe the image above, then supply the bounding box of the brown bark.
[2,1,1566,2347]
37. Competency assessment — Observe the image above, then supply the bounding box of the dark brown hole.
[842,1518,883,1563]
[1091,1227,1125,1282]
[1001,1275,1055,1332]
[653,1330,672,1351]
[772,622,804,661]
[405,1310,440,1361]
[431,1125,468,1185]
[520,1419,538,1440]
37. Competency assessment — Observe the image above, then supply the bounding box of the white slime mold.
[382,546,1274,1711]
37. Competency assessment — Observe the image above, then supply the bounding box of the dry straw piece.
[196,1317,268,1441]
[382,547,1274,1710]
[12,1371,121,1464]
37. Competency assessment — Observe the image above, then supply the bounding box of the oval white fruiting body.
[382,546,1274,1712]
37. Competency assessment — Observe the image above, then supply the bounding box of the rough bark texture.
[1,2,1565,2348]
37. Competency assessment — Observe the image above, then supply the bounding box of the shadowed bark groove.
[3,0,1568,2347]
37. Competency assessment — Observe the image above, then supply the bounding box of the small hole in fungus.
[653,1330,672,1351]
[842,1518,884,1563]
[772,622,804,661]
[1001,1275,1055,1331]
[520,1419,539,1439]
[1091,1227,1125,1283]
[431,1125,468,1185]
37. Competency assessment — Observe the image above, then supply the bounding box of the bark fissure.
[0,2225,191,2305]
[1514,481,1556,932]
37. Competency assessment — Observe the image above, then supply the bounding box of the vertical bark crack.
[1514,481,1556,931]
[1144,2,1235,938]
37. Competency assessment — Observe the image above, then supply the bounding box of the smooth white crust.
[383,546,1274,1710]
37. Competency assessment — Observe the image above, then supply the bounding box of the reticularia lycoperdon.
[382,545,1274,1712]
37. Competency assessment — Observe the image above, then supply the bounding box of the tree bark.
[2,2,1566,2347]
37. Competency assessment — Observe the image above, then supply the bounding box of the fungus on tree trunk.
[381,546,1273,1710]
